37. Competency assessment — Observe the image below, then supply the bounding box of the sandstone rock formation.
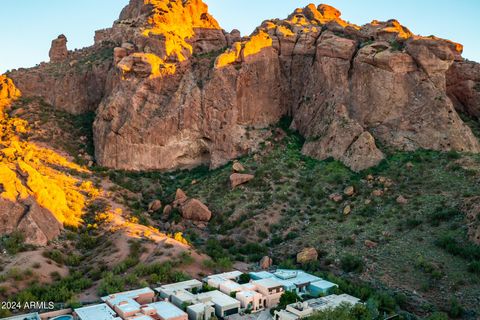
[49,34,68,62]
[0,197,62,246]
[296,247,318,264]
[230,173,254,188]
[5,1,480,173]
[0,76,101,245]
[259,256,273,270]
[148,199,162,212]
[447,60,480,118]
[180,199,212,222]
[172,189,212,222]
[92,0,480,172]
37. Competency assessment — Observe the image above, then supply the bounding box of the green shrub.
[1,232,27,254]
[467,261,480,275]
[448,298,464,318]
[340,254,364,273]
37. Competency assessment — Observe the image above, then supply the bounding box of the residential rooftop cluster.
[2,269,360,320]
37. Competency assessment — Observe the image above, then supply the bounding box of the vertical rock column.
[49,34,69,62]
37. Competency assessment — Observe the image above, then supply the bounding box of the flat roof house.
[274,294,361,320]
[249,269,335,297]
[251,278,284,308]
[235,290,266,313]
[196,290,241,318]
[74,303,122,320]
[204,271,243,289]
[186,302,215,320]
[147,301,188,320]
[102,287,156,319]
[157,279,203,299]
[2,313,41,320]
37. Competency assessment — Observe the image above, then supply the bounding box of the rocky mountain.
[6,0,480,174]
[2,1,480,317]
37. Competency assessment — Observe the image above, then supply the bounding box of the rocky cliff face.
[6,1,480,172]
[93,1,480,172]
[0,76,101,245]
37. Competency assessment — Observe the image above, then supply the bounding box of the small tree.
[278,291,301,309]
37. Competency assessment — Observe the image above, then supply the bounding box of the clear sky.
[1,0,479,73]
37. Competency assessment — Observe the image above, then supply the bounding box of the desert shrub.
[341,254,364,273]
[467,261,480,275]
[427,312,449,320]
[448,298,464,318]
[435,234,480,263]
[1,232,27,254]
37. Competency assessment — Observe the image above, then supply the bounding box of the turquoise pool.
[50,316,73,320]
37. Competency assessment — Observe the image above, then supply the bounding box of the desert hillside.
[1,1,480,319]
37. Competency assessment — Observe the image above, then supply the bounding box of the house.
[274,294,361,320]
[74,303,121,320]
[196,290,241,318]
[204,271,243,289]
[249,269,335,297]
[102,287,156,319]
[2,313,41,320]
[307,280,338,297]
[147,301,188,320]
[250,278,284,307]
[235,290,266,313]
[157,279,203,299]
[186,302,215,320]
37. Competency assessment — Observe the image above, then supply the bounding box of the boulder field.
[6,0,480,172]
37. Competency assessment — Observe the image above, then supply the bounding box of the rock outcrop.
[172,189,212,222]
[0,76,101,245]
[49,34,68,63]
[447,60,480,118]
[0,197,62,246]
[8,45,113,114]
[5,1,480,172]
[230,173,254,188]
[92,1,480,172]
[297,247,318,264]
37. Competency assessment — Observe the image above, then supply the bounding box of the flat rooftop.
[75,303,121,320]
[101,287,155,302]
[249,271,274,280]
[2,313,40,320]
[253,278,284,289]
[206,270,243,280]
[197,290,241,308]
[149,301,187,319]
[309,279,338,290]
[157,279,202,292]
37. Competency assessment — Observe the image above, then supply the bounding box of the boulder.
[163,204,173,217]
[343,205,352,215]
[230,173,254,188]
[343,186,355,196]
[396,195,408,204]
[365,240,378,248]
[372,190,384,197]
[180,199,212,222]
[329,193,343,203]
[148,200,162,212]
[296,247,318,264]
[232,161,246,173]
[173,189,188,207]
[259,256,273,270]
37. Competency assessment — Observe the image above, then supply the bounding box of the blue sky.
[1,0,479,73]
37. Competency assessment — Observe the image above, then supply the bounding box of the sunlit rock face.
[94,1,480,171]
[6,1,480,172]
[0,76,101,245]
